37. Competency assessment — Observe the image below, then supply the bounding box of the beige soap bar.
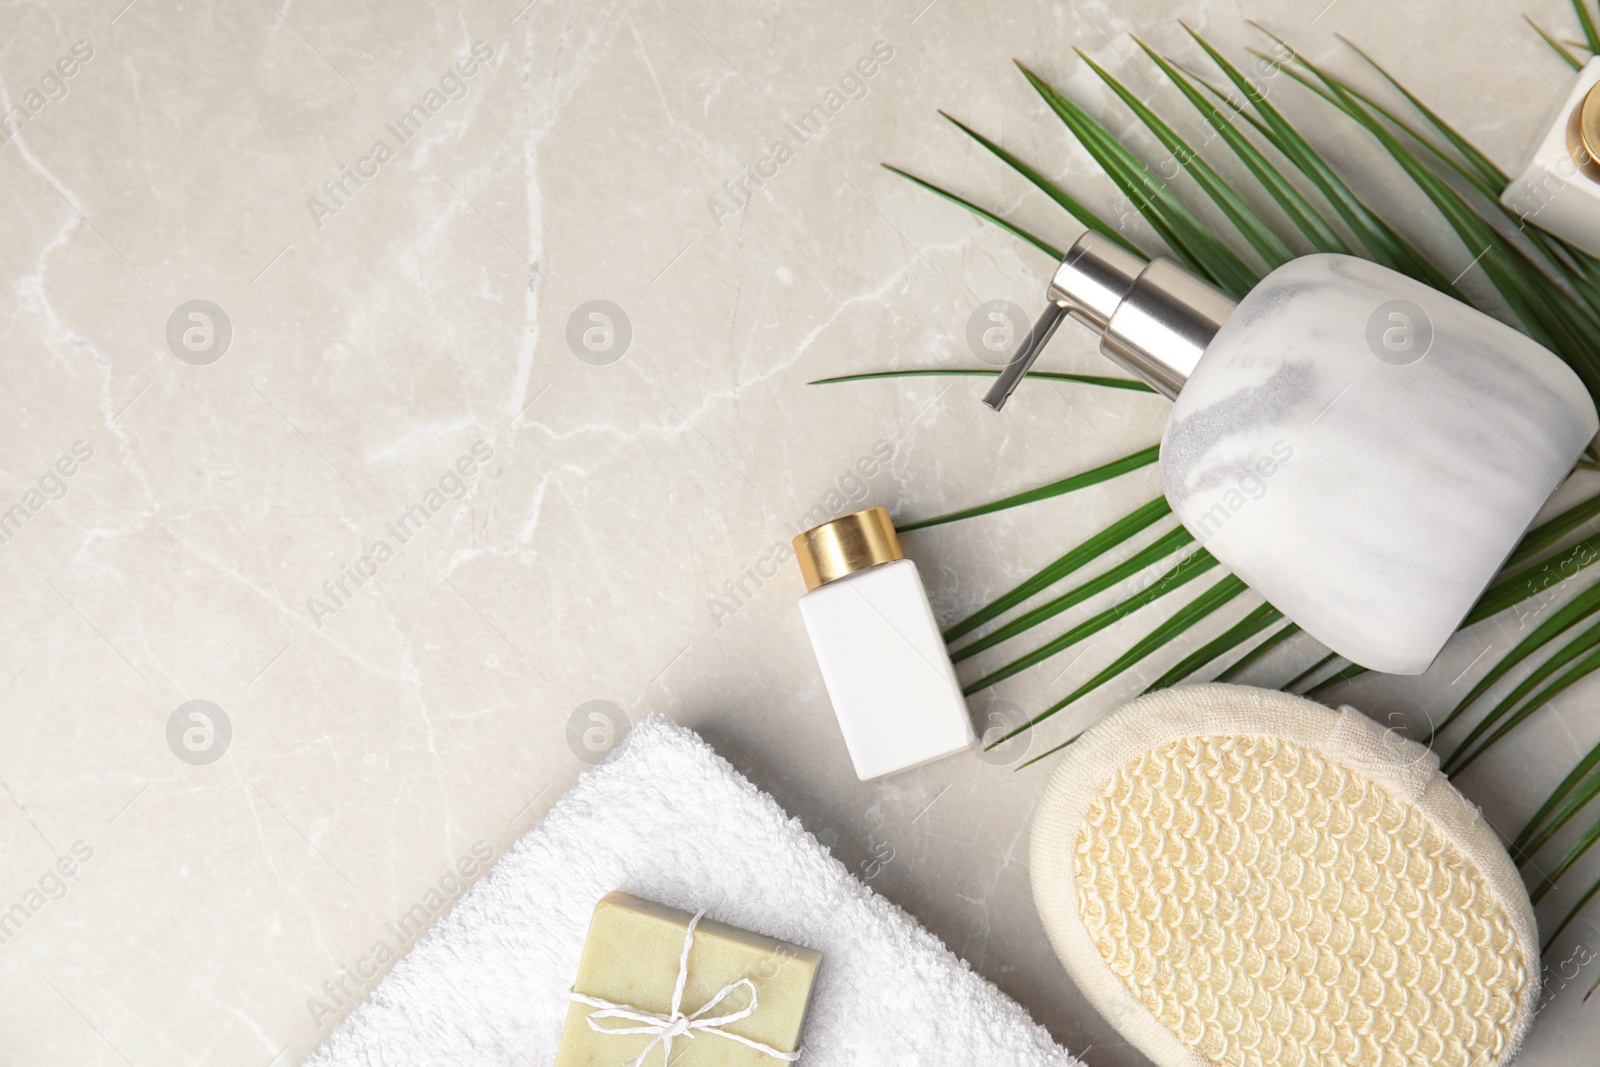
[555,891,822,1067]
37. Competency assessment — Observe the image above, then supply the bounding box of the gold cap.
[1573,83,1600,174]
[792,507,904,591]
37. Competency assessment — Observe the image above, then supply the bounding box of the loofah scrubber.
[1030,684,1539,1067]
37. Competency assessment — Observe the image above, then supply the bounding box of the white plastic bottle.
[793,508,975,780]
[1502,57,1600,257]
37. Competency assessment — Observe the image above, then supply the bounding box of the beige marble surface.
[3,0,1600,1064]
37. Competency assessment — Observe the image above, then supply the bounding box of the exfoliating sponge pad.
[1030,684,1539,1067]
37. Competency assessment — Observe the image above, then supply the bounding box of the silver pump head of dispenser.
[982,231,1239,410]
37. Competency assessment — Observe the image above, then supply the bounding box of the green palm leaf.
[1515,737,1600,860]
[1282,38,1600,321]
[1015,733,1081,770]
[1275,52,1600,388]
[1312,529,1600,701]
[881,164,1062,259]
[988,573,1250,746]
[1215,620,1301,681]
[900,445,1159,531]
[1548,875,1600,958]
[1134,39,1348,254]
[1533,807,1600,904]
[944,497,1173,642]
[1286,650,1343,693]
[1335,37,1509,191]
[1016,61,1260,297]
[1503,491,1600,571]
[937,110,1147,258]
[963,548,1218,695]
[1575,0,1600,52]
[1074,48,1294,269]
[1470,532,1600,625]
[1142,601,1283,692]
[953,525,1194,662]
[1185,30,1459,295]
[1530,17,1588,68]
[1448,634,1600,775]
[808,368,1155,392]
[1428,580,1600,746]
[1304,661,1364,698]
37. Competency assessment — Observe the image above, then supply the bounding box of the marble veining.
[1163,254,1598,675]
[4,3,1600,1067]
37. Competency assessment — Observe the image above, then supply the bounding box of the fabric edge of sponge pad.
[1029,682,1540,1067]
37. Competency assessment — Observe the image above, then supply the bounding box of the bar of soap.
[555,891,822,1067]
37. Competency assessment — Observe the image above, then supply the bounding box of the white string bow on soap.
[569,910,803,1067]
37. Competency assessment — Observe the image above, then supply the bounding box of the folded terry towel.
[304,714,1082,1067]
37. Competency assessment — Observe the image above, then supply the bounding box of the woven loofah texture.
[1074,732,1528,1067]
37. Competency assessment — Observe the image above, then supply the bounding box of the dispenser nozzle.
[982,232,1238,410]
[982,302,1067,411]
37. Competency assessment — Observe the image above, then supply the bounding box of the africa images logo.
[305,441,493,627]
[305,41,495,230]
[705,40,894,229]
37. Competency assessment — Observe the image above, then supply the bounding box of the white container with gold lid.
[1503,57,1600,257]
[793,507,974,780]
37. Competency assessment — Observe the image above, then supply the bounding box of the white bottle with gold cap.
[1503,57,1600,256]
[792,507,975,780]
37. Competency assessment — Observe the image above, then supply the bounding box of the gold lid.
[1576,82,1600,173]
[792,507,904,591]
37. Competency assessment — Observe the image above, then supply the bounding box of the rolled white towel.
[305,713,1084,1067]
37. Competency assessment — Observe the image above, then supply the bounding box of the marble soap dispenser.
[986,233,1598,676]
[1503,57,1600,257]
